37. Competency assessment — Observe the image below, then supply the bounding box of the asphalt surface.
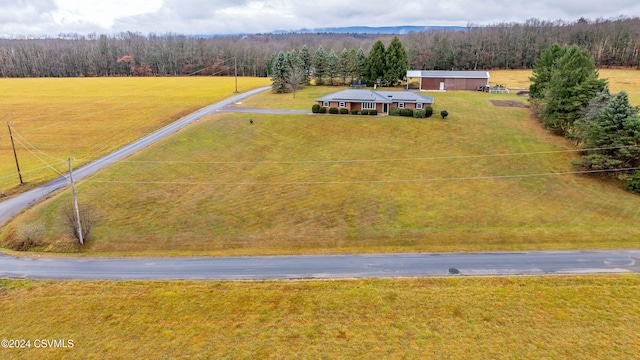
[1,250,638,280]
[220,106,310,115]
[0,86,272,226]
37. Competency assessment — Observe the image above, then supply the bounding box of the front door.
[383,104,388,114]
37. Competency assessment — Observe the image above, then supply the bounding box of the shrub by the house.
[626,171,640,194]
[319,107,327,113]
[340,108,349,114]
[400,109,414,117]
[389,107,401,116]
[361,110,369,115]
[369,109,377,115]
[413,109,426,118]
[329,107,339,114]
[351,109,359,115]
[312,104,321,113]
[424,106,433,117]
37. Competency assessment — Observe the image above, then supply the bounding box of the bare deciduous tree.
[62,203,98,244]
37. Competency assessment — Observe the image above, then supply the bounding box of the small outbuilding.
[406,70,490,91]
[316,89,434,115]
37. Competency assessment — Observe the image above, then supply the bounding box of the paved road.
[1,250,638,280]
[0,86,272,226]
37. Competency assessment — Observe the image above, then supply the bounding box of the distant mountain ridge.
[272,25,467,34]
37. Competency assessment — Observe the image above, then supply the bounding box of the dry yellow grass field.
[490,68,640,105]
[0,77,270,196]
[3,75,640,255]
[1,275,639,358]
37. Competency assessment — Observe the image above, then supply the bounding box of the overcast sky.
[1,0,639,37]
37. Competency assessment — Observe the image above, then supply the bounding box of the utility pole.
[7,122,23,185]
[68,158,84,245]
[234,57,239,93]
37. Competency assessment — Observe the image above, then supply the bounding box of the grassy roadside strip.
[1,275,639,358]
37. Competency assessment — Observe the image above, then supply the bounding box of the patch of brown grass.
[490,99,529,108]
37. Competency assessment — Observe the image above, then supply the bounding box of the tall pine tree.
[533,44,607,136]
[312,46,328,85]
[270,51,289,93]
[364,40,386,86]
[384,36,408,86]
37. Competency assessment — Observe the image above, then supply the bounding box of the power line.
[12,136,68,179]
[9,126,66,162]
[0,161,67,180]
[83,166,640,186]
[105,145,640,165]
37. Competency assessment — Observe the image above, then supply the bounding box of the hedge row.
[311,104,377,115]
[389,106,435,118]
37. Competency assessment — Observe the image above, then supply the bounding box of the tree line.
[270,37,407,94]
[0,17,639,78]
[529,44,640,193]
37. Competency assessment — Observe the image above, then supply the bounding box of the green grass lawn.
[3,85,640,255]
[1,275,639,359]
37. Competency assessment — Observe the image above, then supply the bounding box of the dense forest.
[0,17,639,78]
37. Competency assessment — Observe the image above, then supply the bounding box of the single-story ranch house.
[316,89,434,115]
[406,70,490,91]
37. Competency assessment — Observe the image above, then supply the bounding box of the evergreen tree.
[299,45,312,84]
[537,44,607,136]
[270,51,289,93]
[574,91,640,174]
[529,43,565,101]
[364,40,386,86]
[384,36,408,86]
[327,49,338,85]
[574,87,612,146]
[312,46,327,85]
[338,48,350,85]
[354,48,367,84]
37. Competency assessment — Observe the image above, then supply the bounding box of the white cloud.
[53,0,163,28]
[0,0,639,36]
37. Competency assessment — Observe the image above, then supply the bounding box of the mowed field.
[1,275,639,358]
[3,70,640,255]
[0,77,270,196]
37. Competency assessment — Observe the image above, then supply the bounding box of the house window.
[398,102,405,109]
[339,101,346,108]
[416,103,423,110]
[362,102,376,110]
[322,101,330,107]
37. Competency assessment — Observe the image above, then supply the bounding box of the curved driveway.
[1,250,638,280]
